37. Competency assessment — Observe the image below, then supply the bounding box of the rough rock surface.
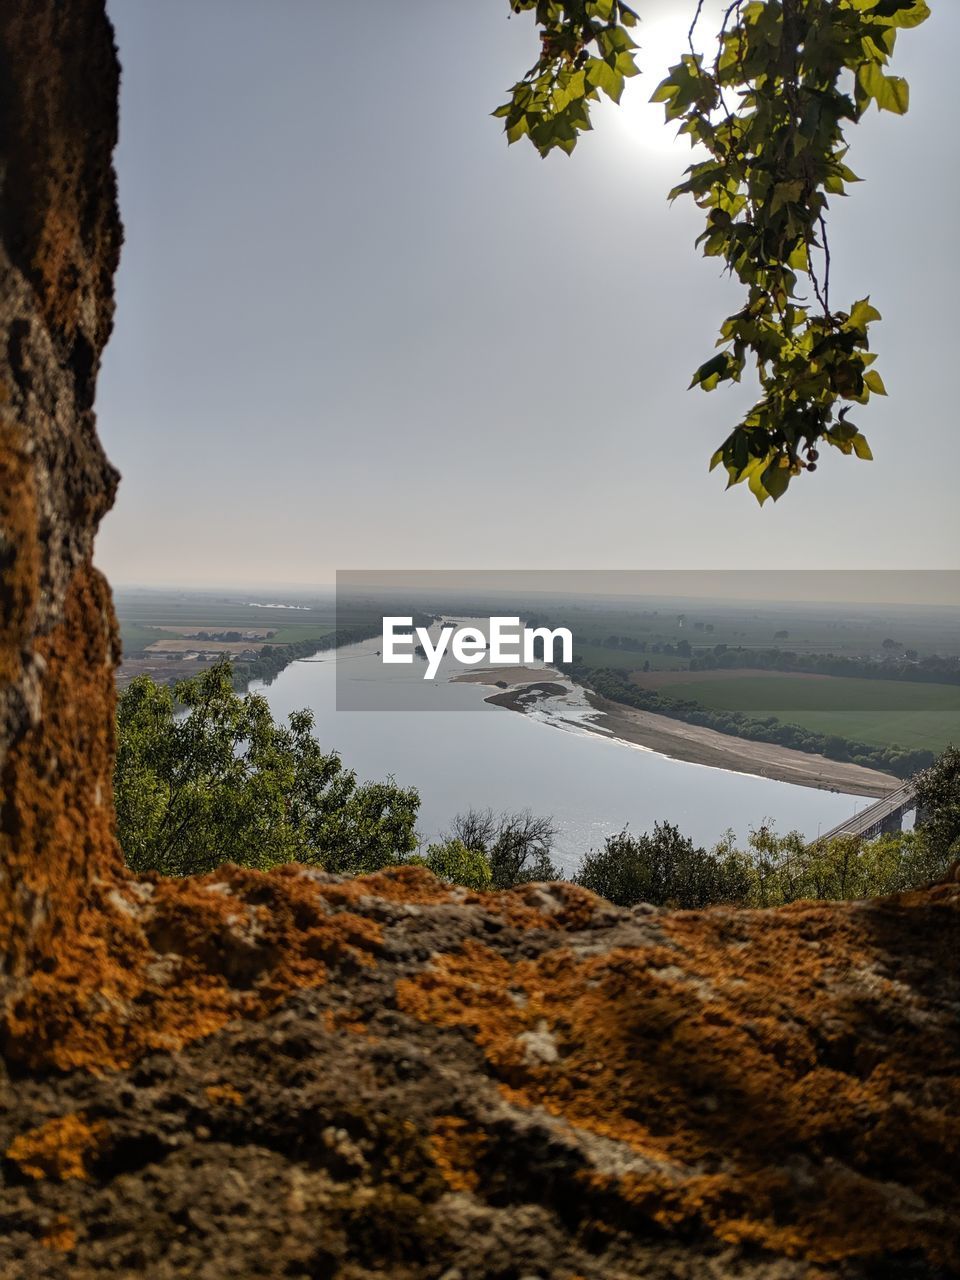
[1,4,959,1278]
[0,0,124,983]
[1,866,959,1278]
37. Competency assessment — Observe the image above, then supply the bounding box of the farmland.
[112,587,380,688]
[113,588,347,658]
[629,669,960,753]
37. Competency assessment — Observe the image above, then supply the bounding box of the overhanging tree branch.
[496,0,931,503]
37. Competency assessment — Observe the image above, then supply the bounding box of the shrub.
[115,661,419,877]
[577,822,752,909]
[424,838,492,891]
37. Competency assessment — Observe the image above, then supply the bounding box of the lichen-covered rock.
[0,0,124,983]
[1,4,958,1277]
[0,868,958,1277]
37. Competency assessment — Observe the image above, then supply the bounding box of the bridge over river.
[814,780,917,844]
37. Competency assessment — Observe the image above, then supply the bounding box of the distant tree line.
[595,635,694,658]
[193,629,276,642]
[689,646,960,685]
[564,664,935,779]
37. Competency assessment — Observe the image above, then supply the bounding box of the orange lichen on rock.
[204,1083,245,1107]
[322,1007,371,1035]
[397,890,960,1269]
[3,862,386,1072]
[0,4,121,350]
[40,1216,77,1253]
[0,568,123,983]
[1,0,124,995]
[427,1116,487,1193]
[2,867,608,1072]
[314,865,604,932]
[315,863,467,910]
[6,1113,107,1182]
[0,425,40,685]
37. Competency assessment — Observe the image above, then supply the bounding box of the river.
[254,632,872,877]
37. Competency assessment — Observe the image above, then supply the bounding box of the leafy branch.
[496,0,930,502]
[495,1,642,154]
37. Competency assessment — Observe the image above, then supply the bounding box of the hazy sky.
[96,0,960,586]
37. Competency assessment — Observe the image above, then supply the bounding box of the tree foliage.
[577,821,752,906]
[717,821,948,904]
[497,0,930,501]
[577,817,951,909]
[115,662,419,876]
[422,837,494,890]
[447,808,561,886]
[913,745,960,862]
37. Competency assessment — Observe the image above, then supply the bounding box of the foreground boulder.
[1,865,958,1277]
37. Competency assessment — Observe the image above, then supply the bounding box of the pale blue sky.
[96,0,959,585]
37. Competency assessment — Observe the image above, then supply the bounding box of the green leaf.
[586,57,625,103]
[761,458,791,501]
[496,0,924,501]
[852,432,874,460]
[858,61,910,113]
[690,353,727,392]
[748,465,769,505]
[553,68,586,111]
[597,26,637,55]
[846,297,882,331]
[506,116,530,144]
[872,0,931,29]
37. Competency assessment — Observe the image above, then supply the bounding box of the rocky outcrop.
[0,866,958,1277]
[0,4,958,1277]
[0,0,124,983]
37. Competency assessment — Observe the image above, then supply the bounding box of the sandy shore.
[469,672,901,799]
[455,665,561,686]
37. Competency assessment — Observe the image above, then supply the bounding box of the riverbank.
[465,669,900,799]
[455,665,558,686]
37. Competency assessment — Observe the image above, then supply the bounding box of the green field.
[642,673,960,752]
[113,588,376,658]
[116,617,338,658]
[116,622,167,654]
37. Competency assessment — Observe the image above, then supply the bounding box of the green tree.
[578,819,949,911]
[577,821,753,908]
[423,838,494,891]
[498,0,929,501]
[913,746,960,863]
[447,809,561,887]
[714,821,951,906]
[115,661,419,876]
[800,829,948,898]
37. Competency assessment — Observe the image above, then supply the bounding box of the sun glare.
[606,3,723,159]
